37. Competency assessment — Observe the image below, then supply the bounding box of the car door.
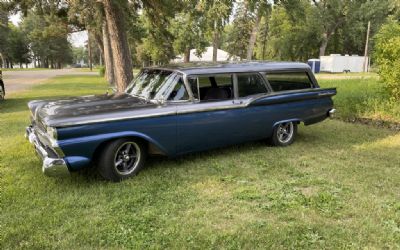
[176,74,246,155]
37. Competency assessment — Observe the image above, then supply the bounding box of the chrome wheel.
[276,122,294,144]
[113,142,141,175]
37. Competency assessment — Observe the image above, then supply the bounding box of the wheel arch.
[91,132,168,161]
[272,118,302,129]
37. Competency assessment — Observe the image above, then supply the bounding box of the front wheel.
[97,138,147,181]
[269,121,297,146]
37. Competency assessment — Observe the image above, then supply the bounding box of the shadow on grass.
[65,122,399,186]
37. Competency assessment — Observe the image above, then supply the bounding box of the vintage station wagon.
[26,62,336,181]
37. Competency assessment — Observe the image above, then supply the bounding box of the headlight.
[46,126,58,139]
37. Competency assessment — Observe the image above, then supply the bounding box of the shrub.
[99,66,105,77]
[374,19,400,100]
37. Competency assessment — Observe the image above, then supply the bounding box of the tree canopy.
[0,0,397,90]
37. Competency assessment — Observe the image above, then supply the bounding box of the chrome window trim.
[233,73,239,99]
[162,73,192,103]
[45,87,335,127]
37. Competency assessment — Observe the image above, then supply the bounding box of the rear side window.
[266,72,313,92]
[237,73,268,97]
[189,74,234,101]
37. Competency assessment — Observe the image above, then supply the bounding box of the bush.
[99,66,105,77]
[374,19,400,100]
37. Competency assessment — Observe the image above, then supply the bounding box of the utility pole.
[363,21,371,72]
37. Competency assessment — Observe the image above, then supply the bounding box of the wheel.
[97,138,147,181]
[0,81,5,100]
[270,121,297,146]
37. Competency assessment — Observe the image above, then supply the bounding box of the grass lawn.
[318,74,400,123]
[1,75,399,249]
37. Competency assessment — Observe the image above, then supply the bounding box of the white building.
[320,54,369,73]
[173,46,236,62]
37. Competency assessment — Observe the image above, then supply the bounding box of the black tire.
[0,81,5,100]
[97,138,147,182]
[269,121,297,146]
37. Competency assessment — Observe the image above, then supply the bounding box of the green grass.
[318,75,400,123]
[1,75,400,249]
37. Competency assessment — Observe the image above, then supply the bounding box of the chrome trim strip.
[51,110,178,128]
[32,125,65,157]
[25,126,69,177]
[177,103,246,115]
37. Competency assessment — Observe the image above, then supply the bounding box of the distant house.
[173,46,237,62]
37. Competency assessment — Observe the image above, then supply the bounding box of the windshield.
[125,69,177,100]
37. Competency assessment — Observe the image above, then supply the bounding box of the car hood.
[28,93,165,127]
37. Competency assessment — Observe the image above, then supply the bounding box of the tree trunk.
[0,53,5,68]
[183,47,190,63]
[103,0,133,91]
[87,28,93,71]
[319,33,329,57]
[102,20,115,85]
[246,11,261,60]
[212,29,219,62]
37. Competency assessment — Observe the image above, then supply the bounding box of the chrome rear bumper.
[25,126,69,177]
[328,108,336,118]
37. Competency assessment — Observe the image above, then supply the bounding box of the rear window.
[265,72,313,92]
[237,73,267,97]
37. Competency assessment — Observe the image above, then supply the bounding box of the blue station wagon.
[26,62,336,181]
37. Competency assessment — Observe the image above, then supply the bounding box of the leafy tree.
[170,1,208,62]
[0,8,10,68]
[374,19,400,100]
[246,0,270,60]
[200,0,234,61]
[72,46,87,64]
[260,4,320,61]
[21,12,73,68]
[223,2,253,59]
[8,24,31,67]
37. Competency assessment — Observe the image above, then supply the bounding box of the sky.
[9,12,88,47]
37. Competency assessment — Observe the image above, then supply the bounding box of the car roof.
[144,61,310,75]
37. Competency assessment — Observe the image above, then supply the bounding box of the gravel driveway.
[2,69,97,94]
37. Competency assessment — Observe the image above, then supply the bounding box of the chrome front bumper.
[25,126,70,177]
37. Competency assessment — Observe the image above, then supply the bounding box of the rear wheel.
[270,121,297,146]
[97,138,146,181]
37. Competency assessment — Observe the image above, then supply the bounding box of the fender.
[58,131,170,170]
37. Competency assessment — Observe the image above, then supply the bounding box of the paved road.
[2,69,97,94]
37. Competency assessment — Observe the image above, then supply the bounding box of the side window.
[237,73,268,97]
[265,72,313,92]
[167,77,189,101]
[189,74,233,101]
